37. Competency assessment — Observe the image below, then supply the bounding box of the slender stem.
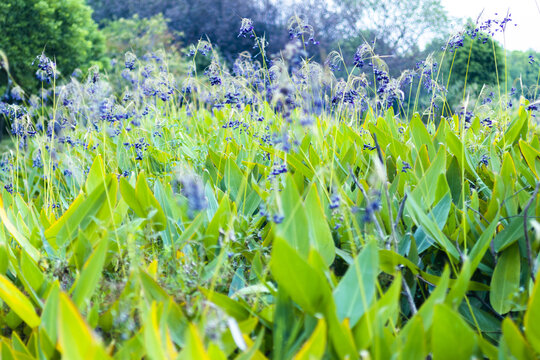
[402,274,417,315]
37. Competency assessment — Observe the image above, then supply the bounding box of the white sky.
[440,0,540,52]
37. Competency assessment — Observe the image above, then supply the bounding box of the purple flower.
[238,18,254,38]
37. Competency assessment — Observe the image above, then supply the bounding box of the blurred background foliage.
[0,0,539,108]
[0,0,106,92]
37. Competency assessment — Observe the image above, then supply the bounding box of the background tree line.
[0,0,538,108]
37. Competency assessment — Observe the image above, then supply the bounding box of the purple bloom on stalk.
[33,54,57,83]
[238,18,254,38]
[125,52,137,71]
[363,194,381,223]
[178,173,207,216]
[4,184,13,194]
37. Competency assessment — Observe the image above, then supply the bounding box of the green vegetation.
[0,3,539,359]
[0,0,105,92]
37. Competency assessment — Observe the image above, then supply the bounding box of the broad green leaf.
[179,323,210,360]
[40,281,60,343]
[19,249,45,294]
[119,177,145,217]
[490,243,520,314]
[0,194,40,261]
[416,193,452,254]
[502,109,527,148]
[85,155,106,193]
[411,146,446,208]
[135,173,167,230]
[305,184,335,267]
[58,293,110,360]
[0,274,40,328]
[293,319,326,360]
[524,270,540,353]
[275,175,310,258]
[410,114,435,159]
[406,191,460,261]
[431,303,477,360]
[403,267,450,333]
[399,316,427,360]
[200,288,250,321]
[379,250,488,291]
[144,302,177,360]
[270,237,331,315]
[333,241,378,327]
[353,273,402,351]
[71,237,109,309]
[445,259,472,308]
[54,175,116,248]
[519,139,540,179]
[501,318,535,360]
[494,216,525,252]
[205,194,232,251]
[468,209,500,270]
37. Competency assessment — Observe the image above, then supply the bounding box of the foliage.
[87,0,287,63]
[0,15,540,359]
[448,35,504,88]
[101,14,180,59]
[507,50,540,96]
[0,0,105,93]
[100,14,189,83]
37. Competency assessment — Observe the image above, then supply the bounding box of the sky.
[440,0,540,52]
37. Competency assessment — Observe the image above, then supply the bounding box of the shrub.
[0,0,105,93]
[101,14,187,76]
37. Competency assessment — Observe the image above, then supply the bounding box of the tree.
[0,0,105,93]
[507,50,540,95]
[449,36,504,87]
[285,0,449,75]
[87,0,288,63]
[335,0,448,53]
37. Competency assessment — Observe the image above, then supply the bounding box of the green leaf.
[200,288,250,321]
[0,274,40,328]
[490,243,520,314]
[403,267,450,333]
[431,303,477,360]
[85,155,106,193]
[410,114,435,159]
[468,209,500,270]
[54,175,116,248]
[305,184,335,267]
[503,110,528,148]
[411,146,446,208]
[416,193,452,254]
[71,237,109,309]
[519,139,540,179]
[0,194,40,261]
[275,175,310,258]
[135,173,167,231]
[501,318,535,360]
[180,323,210,360]
[205,194,232,251]
[40,282,60,344]
[406,192,460,261]
[524,270,540,353]
[494,216,525,252]
[270,237,331,315]
[333,241,378,327]
[399,316,427,359]
[293,319,326,360]
[58,293,110,360]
